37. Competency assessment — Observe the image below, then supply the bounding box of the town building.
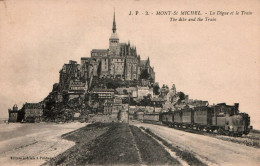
[112,97,123,118]
[67,79,88,100]
[160,85,170,100]
[118,104,129,123]
[90,89,115,100]
[21,103,43,122]
[116,87,138,97]
[134,110,144,121]
[104,100,113,114]
[129,106,137,121]
[151,97,165,107]
[8,104,23,122]
[59,60,82,93]
[137,86,153,99]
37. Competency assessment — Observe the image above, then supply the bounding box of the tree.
[97,61,102,77]
[140,69,149,79]
[177,92,185,100]
[130,97,137,106]
[174,91,186,105]
[141,94,152,106]
[123,89,128,95]
[153,83,160,95]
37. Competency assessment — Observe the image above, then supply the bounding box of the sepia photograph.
[0,0,259,165]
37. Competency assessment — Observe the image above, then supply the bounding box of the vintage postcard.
[0,0,259,165]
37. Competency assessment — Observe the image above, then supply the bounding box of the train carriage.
[141,103,251,137]
[182,108,194,128]
[161,112,174,126]
[193,106,213,130]
[212,113,226,130]
[143,113,160,124]
[173,110,182,127]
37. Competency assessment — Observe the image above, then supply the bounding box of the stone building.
[151,97,165,107]
[59,60,82,93]
[104,100,113,114]
[116,87,137,98]
[90,89,115,100]
[57,59,90,101]
[112,97,123,118]
[21,103,43,122]
[67,79,88,100]
[160,85,170,100]
[8,104,23,122]
[137,86,153,99]
[135,111,144,121]
[139,57,155,82]
[118,104,129,123]
[80,11,155,83]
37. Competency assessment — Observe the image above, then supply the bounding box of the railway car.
[159,103,252,137]
[182,108,194,128]
[173,110,182,127]
[161,112,174,126]
[143,113,160,124]
[193,106,213,131]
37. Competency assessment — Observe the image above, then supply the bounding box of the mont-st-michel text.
[129,10,253,22]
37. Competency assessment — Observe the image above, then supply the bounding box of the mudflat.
[0,122,86,166]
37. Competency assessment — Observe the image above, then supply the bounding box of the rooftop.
[23,103,43,109]
[110,32,119,39]
[91,49,108,53]
[91,89,115,92]
[151,98,165,102]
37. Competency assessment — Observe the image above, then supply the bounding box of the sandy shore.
[0,122,87,166]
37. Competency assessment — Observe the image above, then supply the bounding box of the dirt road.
[0,122,86,166]
[133,122,260,166]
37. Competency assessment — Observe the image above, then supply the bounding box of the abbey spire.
[112,9,116,33]
[109,9,120,55]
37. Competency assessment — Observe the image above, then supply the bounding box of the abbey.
[57,11,155,99]
[80,11,155,82]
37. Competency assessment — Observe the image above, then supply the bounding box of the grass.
[216,134,260,148]
[130,125,181,165]
[48,122,110,165]
[47,122,186,165]
[83,123,140,165]
[48,122,140,165]
[143,127,207,166]
[61,122,110,141]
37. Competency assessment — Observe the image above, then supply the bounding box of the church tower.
[109,9,120,56]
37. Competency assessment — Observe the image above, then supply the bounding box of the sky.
[0,0,259,128]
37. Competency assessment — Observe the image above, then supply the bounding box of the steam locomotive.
[142,103,252,137]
